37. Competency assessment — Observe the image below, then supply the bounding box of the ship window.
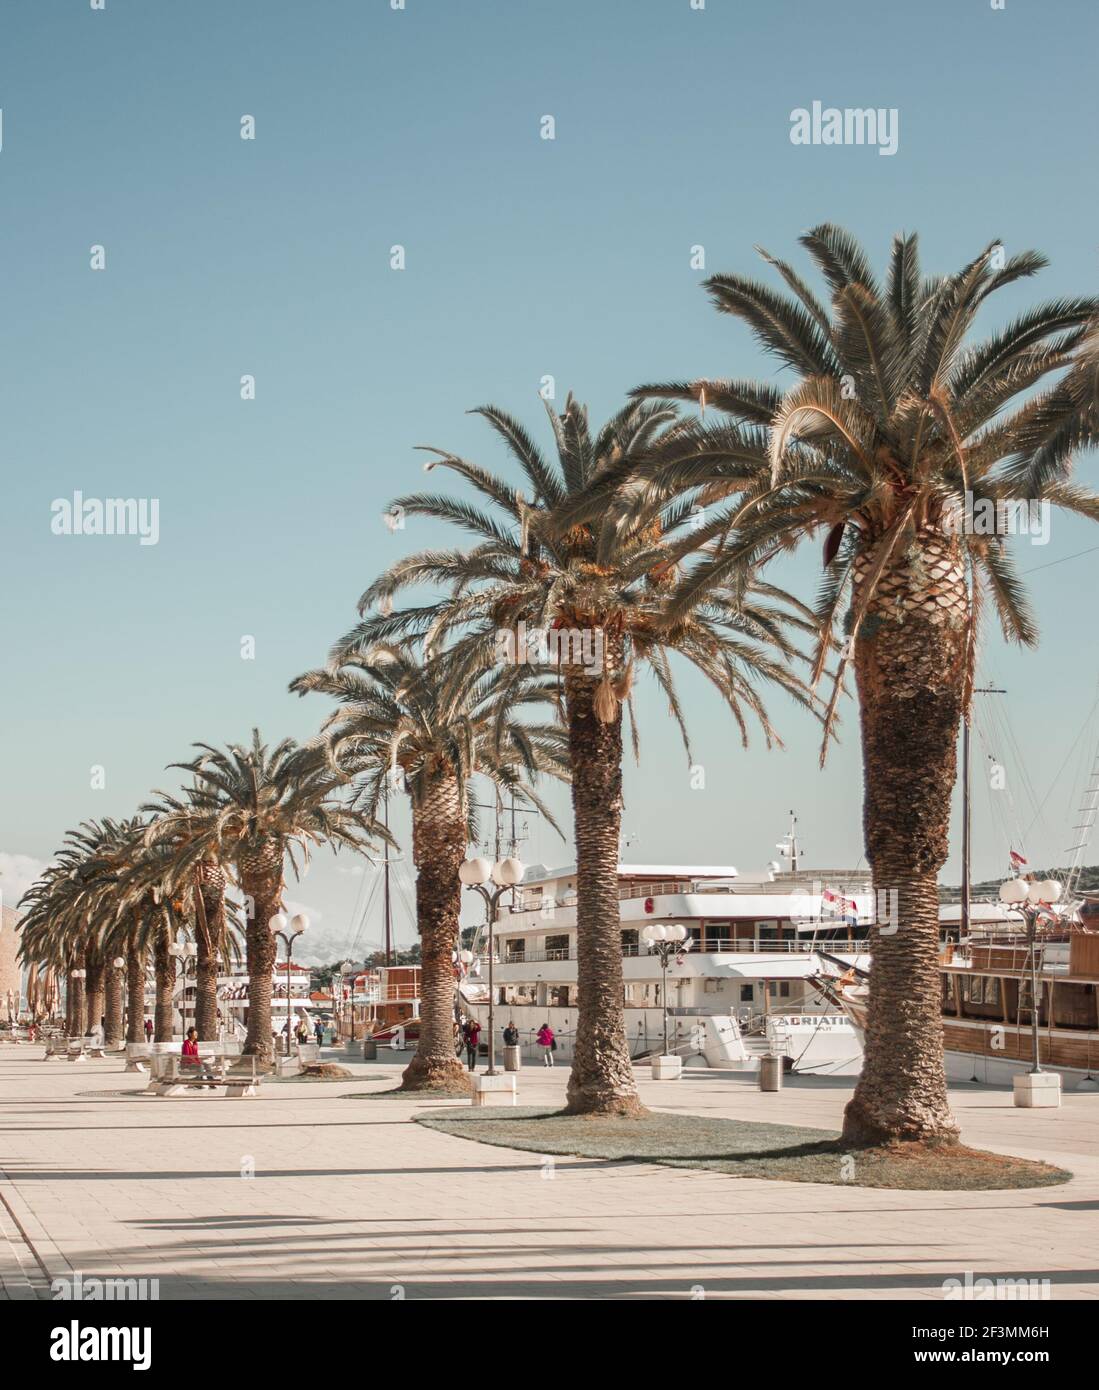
[740,985,754,1003]
[960,974,1003,1020]
[505,939,526,961]
[941,975,957,1015]
[621,929,639,956]
[1052,983,1098,1030]
[544,935,570,961]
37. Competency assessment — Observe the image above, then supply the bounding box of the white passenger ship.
[460,846,872,1074]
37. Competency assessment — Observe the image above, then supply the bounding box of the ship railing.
[485,938,869,966]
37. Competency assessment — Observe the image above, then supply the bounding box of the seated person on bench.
[182,1028,218,1087]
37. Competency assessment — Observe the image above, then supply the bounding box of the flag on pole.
[1009,849,1028,868]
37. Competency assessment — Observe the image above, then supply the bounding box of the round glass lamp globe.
[268,913,290,934]
[113,957,125,969]
[459,858,492,886]
[493,857,525,886]
[999,879,1028,904]
[290,913,310,934]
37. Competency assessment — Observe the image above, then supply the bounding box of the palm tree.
[634,225,1099,1145]
[334,397,814,1115]
[18,818,142,1042]
[290,642,568,1093]
[162,731,383,1064]
[139,789,240,1041]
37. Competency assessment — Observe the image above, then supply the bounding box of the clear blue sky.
[3,0,1097,961]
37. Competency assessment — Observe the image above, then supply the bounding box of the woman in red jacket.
[463,1018,481,1071]
[182,1027,217,1087]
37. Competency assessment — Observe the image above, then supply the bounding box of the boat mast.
[382,788,392,968]
[962,687,1006,937]
[1065,739,1099,902]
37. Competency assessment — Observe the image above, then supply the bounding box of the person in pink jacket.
[536,1023,555,1067]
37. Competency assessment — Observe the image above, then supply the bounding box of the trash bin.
[759,1053,783,1092]
[362,1040,377,1061]
[504,1045,522,1073]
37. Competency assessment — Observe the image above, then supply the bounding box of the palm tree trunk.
[194,862,225,1040]
[84,955,104,1036]
[240,840,284,1065]
[563,652,646,1118]
[153,927,174,1043]
[126,942,146,1044]
[67,971,85,1035]
[104,964,124,1047]
[841,539,966,1147]
[400,773,471,1093]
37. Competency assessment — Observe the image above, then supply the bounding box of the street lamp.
[168,941,197,1039]
[999,876,1061,1074]
[640,923,692,1057]
[459,856,524,1075]
[270,913,309,1056]
[339,958,355,1042]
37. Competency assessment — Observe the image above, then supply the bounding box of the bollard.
[503,1044,521,1073]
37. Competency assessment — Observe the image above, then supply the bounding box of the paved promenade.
[1,1046,1097,1300]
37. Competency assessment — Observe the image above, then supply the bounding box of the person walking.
[314,1018,325,1048]
[463,1017,481,1071]
[536,1022,555,1066]
[143,1017,153,1042]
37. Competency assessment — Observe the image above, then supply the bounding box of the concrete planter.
[124,1041,151,1074]
[1013,1071,1062,1108]
[650,1054,683,1081]
[471,1073,518,1107]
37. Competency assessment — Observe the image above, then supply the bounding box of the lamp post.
[640,924,691,1056]
[459,856,524,1076]
[270,914,310,1056]
[168,941,197,1039]
[340,958,355,1043]
[998,876,1062,1074]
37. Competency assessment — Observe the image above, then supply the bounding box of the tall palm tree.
[635,225,1099,1145]
[161,731,384,1064]
[18,818,143,1042]
[138,789,241,1041]
[335,397,814,1115]
[291,642,568,1092]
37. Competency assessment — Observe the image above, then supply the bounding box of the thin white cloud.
[0,852,49,915]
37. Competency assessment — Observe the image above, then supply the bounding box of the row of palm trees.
[20,226,1099,1147]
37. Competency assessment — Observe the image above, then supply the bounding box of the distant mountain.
[940,866,1099,899]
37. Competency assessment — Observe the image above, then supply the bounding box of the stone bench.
[152,1074,262,1098]
[149,1054,262,1098]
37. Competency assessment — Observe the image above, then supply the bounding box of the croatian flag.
[1009,849,1028,868]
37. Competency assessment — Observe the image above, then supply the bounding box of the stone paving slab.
[1,1046,1097,1299]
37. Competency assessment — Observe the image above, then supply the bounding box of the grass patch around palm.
[417,1106,1069,1190]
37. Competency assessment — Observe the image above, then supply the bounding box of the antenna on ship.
[776,812,800,873]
